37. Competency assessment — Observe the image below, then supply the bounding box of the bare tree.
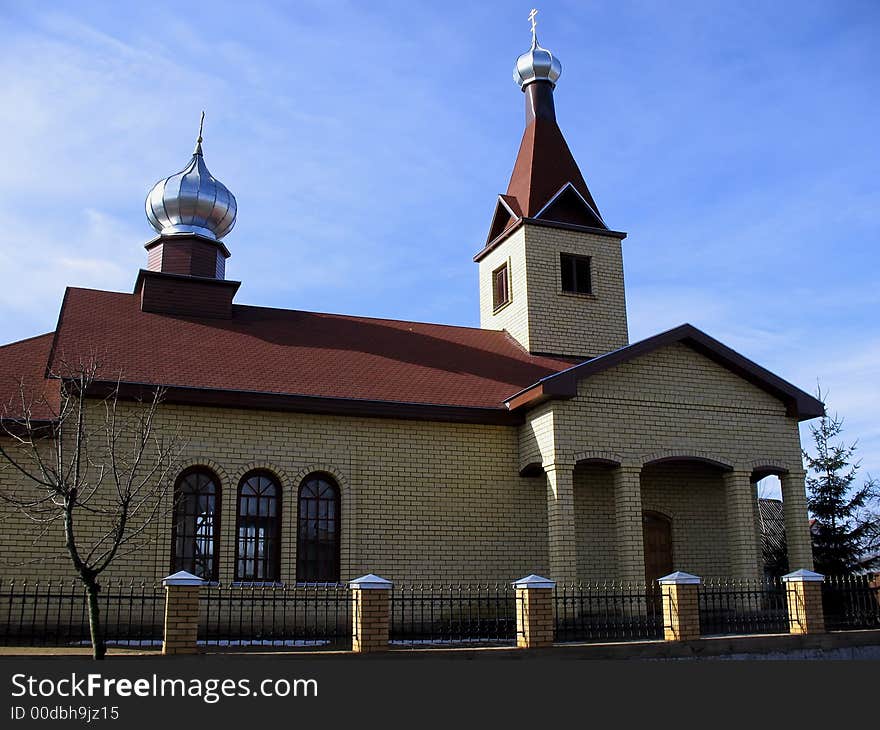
[0,358,180,659]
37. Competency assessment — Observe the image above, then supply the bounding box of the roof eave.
[474,217,627,263]
[85,380,525,426]
[505,324,825,422]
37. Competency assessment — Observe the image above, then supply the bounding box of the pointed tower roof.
[479,12,610,253]
[506,118,602,220]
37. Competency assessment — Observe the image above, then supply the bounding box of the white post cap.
[657,571,701,585]
[512,574,556,589]
[348,573,393,590]
[162,570,207,587]
[782,568,825,583]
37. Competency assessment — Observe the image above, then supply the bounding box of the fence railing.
[199,583,351,649]
[2,573,879,652]
[822,575,880,631]
[698,578,789,636]
[389,584,516,647]
[0,579,164,647]
[554,582,663,643]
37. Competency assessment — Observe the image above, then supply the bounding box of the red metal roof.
[39,287,576,413]
[505,118,601,219]
[0,332,58,421]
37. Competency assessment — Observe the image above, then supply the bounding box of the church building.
[0,27,823,588]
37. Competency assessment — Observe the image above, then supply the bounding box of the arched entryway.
[642,510,673,583]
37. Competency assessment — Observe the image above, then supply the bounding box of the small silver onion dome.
[513,11,562,89]
[145,114,237,241]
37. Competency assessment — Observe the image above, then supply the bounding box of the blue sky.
[0,1,877,485]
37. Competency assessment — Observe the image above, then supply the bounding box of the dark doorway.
[642,511,673,583]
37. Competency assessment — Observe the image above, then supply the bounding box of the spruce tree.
[803,394,878,575]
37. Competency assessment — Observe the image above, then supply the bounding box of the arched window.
[235,471,281,582]
[296,474,340,583]
[170,468,220,581]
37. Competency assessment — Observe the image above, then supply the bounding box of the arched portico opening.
[640,457,732,579]
[750,465,791,578]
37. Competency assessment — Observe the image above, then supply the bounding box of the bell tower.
[475,14,628,359]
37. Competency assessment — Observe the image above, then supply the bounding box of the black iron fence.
[2,574,878,651]
[390,584,516,647]
[822,574,880,631]
[554,582,663,643]
[200,583,351,649]
[0,579,164,647]
[698,578,788,636]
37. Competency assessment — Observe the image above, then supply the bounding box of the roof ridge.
[230,303,503,333]
[62,286,509,336]
[0,331,56,350]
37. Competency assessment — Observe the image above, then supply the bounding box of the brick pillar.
[161,571,205,655]
[513,574,556,648]
[612,465,646,583]
[658,571,701,641]
[349,573,393,653]
[545,463,577,584]
[779,470,814,571]
[724,470,761,579]
[783,569,825,634]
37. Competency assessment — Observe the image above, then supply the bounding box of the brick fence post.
[658,571,701,641]
[513,574,556,648]
[349,574,393,653]
[161,571,206,655]
[782,569,825,634]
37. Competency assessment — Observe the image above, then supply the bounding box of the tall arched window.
[235,471,281,582]
[296,473,341,583]
[170,468,220,581]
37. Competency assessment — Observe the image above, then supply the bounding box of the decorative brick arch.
[748,460,791,482]
[518,446,543,475]
[292,464,351,495]
[640,450,733,472]
[172,458,230,489]
[573,450,625,468]
[518,461,544,477]
[233,461,292,491]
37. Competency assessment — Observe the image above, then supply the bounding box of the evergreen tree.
[803,392,878,575]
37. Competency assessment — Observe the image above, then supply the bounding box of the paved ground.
[0,629,878,659]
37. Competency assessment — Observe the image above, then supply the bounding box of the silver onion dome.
[513,12,562,89]
[145,115,237,241]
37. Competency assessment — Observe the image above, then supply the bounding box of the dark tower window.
[235,471,281,582]
[170,468,220,581]
[492,262,511,310]
[560,253,592,295]
[296,474,341,583]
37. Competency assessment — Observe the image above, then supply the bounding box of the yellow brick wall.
[478,224,628,358]
[478,227,530,349]
[640,462,728,578]
[573,465,616,582]
[521,226,628,358]
[553,342,803,469]
[0,404,550,585]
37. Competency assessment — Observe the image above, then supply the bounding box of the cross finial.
[194,110,205,156]
[529,8,538,46]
